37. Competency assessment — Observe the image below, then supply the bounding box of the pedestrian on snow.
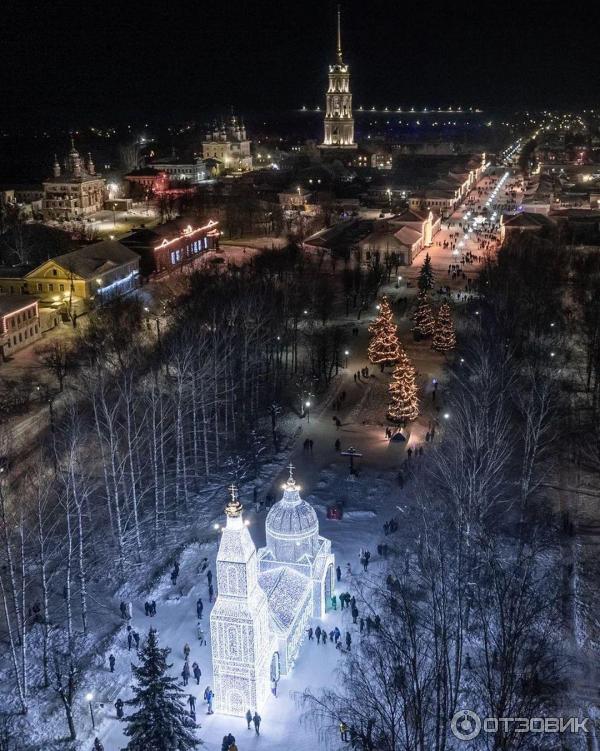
[272,677,278,695]
[315,626,322,644]
[184,643,191,660]
[171,569,178,586]
[322,633,327,647]
[340,722,349,741]
[336,565,341,582]
[253,712,261,735]
[329,630,335,642]
[182,661,190,686]
[307,626,313,640]
[144,601,150,616]
[360,618,365,633]
[206,687,214,714]
[346,562,352,577]
[150,600,157,616]
[207,569,213,586]
[352,606,359,624]
[346,632,352,650]
[197,622,206,644]
[193,662,202,684]
[94,739,104,751]
[133,631,140,649]
[334,626,341,643]
[188,694,196,713]
[197,597,203,619]
[127,628,133,651]
[208,584,214,603]
[120,601,128,619]
[246,709,253,729]
[375,614,381,630]
[331,594,337,610]
[109,653,115,672]
[115,698,124,719]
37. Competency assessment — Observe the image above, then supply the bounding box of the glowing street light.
[85,692,96,729]
[305,400,311,423]
[344,350,350,368]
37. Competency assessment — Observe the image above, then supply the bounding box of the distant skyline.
[1,0,597,126]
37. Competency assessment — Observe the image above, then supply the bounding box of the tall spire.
[336,4,343,64]
[225,484,243,518]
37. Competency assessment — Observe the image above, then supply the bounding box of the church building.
[319,7,357,150]
[42,140,106,220]
[210,469,335,716]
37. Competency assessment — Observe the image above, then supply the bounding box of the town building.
[202,115,252,172]
[42,140,106,220]
[0,240,140,316]
[0,295,42,359]
[149,157,206,184]
[359,209,441,265]
[319,7,357,150]
[499,212,556,243]
[123,167,169,196]
[121,219,220,277]
[211,470,334,716]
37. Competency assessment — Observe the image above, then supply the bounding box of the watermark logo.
[451,710,481,741]
[450,710,589,741]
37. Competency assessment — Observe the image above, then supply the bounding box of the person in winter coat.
[334,627,341,643]
[315,626,322,644]
[207,569,213,586]
[197,623,206,644]
[208,584,214,603]
[94,739,104,751]
[127,628,133,651]
[196,597,203,619]
[188,694,196,713]
[120,600,127,619]
[192,662,202,684]
[182,661,190,686]
[336,565,342,582]
[183,643,191,660]
[331,594,337,610]
[351,605,359,624]
[340,722,349,741]
[346,632,352,651]
[133,631,140,649]
[307,627,313,640]
[108,653,115,672]
[206,687,214,714]
[246,709,253,729]
[115,698,124,719]
[253,712,261,735]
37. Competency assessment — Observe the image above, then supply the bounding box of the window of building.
[59,284,65,292]
[52,269,57,276]
[37,283,42,292]
[48,283,53,292]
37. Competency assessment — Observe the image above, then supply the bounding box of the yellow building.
[0,240,139,317]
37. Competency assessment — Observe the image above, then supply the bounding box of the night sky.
[1,0,597,126]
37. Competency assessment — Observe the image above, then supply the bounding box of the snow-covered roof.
[259,566,311,633]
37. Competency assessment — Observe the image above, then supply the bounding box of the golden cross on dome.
[225,484,243,517]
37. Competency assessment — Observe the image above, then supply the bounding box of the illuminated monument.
[320,6,357,150]
[210,469,335,716]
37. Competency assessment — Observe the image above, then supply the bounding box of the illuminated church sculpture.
[210,468,335,716]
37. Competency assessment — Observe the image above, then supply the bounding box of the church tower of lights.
[320,5,357,150]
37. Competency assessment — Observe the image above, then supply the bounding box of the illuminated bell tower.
[320,6,357,150]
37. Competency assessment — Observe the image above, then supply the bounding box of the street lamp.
[305,400,311,423]
[85,692,95,729]
[344,350,349,368]
[386,188,392,213]
[113,202,118,228]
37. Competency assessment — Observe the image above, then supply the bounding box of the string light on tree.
[432,302,457,352]
[418,252,435,292]
[412,290,435,339]
[387,349,419,423]
[368,296,401,368]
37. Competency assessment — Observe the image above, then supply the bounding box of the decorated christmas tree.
[412,290,435,339]
[124,629,199,751]
[387,349,419,423]
[432,302,457,352]
[368,296,401,366]
[418,252,435,292]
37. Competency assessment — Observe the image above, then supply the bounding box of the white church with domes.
[210,467,335,716]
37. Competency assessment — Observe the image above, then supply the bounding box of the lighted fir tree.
[432,302,457,352]
[124,629,199,751]
[412,290,435,339]
[418,252,435,292]
[387,349,419,423]
[368,296,401,366]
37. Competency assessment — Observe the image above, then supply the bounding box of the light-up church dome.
[265,465,319,563]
